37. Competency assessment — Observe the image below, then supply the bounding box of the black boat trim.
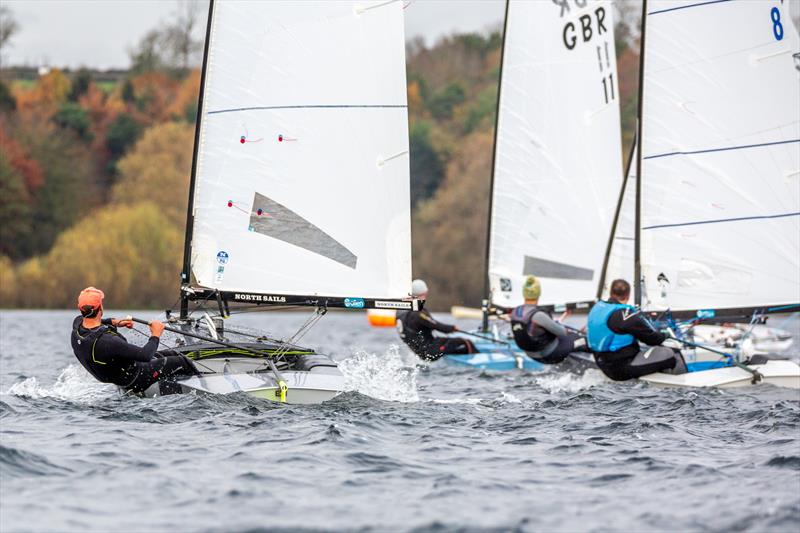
[187,288,420,311]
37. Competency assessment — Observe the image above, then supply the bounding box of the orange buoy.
[367,309,396,327]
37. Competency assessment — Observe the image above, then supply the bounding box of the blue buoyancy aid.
[587,300,636,352]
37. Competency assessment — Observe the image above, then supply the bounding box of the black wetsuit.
[71,316,196,395]
[396,309,475,361]
[509,305,588,364]
[589,303,685,381]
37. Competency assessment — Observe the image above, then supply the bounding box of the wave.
[535,368,609,394]
[4,364,116,403]
[339,345,420,402]
[0,444,72,478]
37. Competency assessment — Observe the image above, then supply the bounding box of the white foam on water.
[339,345,420,402]
[427,391,521,406]
[5,364,115,403]
[428,397,484,405]
[500,391,522,403]
[535,369,609,394]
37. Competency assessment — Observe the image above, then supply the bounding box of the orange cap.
[77,287,105,312]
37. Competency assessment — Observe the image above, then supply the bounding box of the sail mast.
[481,0,510,332]
[633,0,648,307]
[597,129,637,300]
[180,0,215,319]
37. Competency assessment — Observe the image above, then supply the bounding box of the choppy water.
[1,310,799,532]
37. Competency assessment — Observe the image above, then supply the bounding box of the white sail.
[488,0,624,309]
[603,142,637,298]
[639,0,800,312]
[188,0,412,300]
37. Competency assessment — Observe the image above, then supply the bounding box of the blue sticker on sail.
[344,298,365,309]
[696,309,716,319]
[216,251,229,265]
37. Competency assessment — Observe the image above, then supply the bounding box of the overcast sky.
[1,0,505,69]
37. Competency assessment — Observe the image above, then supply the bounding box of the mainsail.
[181,0,413,308]
[487,0,624,310]
[637,0,800,314]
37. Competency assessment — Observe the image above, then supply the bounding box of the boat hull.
[441,336,540,370]
[177,369,343,404]
[138,343,344,404]
[640,359,800,389]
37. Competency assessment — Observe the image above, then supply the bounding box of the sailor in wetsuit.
[70,287,197,395]
[396,279,476,361]
[509,275,589,364]
[587,279,686,381]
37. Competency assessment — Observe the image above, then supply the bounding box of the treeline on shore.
[0,22,641,311]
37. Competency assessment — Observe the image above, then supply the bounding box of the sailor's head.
[522,275,541,302]
[411,279,429,300]
[77,286,105,318]
[610,279,631,303]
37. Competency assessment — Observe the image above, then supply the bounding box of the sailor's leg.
[534,337,571,364]
[626,346,685,378]
[124,355,198,396]
[661,349,687,375]
[444,337,476,354]
[533,333,586,364]
[155,352,199,378]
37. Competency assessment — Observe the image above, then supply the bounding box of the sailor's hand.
[559,310,572,322]
[149,320,166,337]
[112,318,133,329]
[663,338,683,350]
[452,326,460,332]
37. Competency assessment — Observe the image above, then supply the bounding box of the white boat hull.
[640,360,800,389]
[138,346,345,405]
[177,370,344,404]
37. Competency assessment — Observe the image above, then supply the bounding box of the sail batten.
[185,0,413,303]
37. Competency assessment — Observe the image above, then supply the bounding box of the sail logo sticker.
[344,298,365,309]
[232,293,287,303]
[216,251,230,265]
[375,301,412,310]
[500,278,513,292]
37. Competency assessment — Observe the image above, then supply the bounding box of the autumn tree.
[17,203,182,309]
[14,69,71,116]
[0,81,16,112]
[412,131,494,310]
[128,1,204,75]
[112,122,193,227]
[409,121,444,207]
[10,116,100,256]
[68,69,93,102]
[0,5,19,54]
[0,254,16,306]
[106,113,141,159]
[0,125,43,259]
[53,102,93,141]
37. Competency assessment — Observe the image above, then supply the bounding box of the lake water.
[1,310,799,532]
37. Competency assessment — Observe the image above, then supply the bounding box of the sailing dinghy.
[603,0,800,388]
[603,141,795,362]
[444,0,624,371]
[141,0,417,403]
